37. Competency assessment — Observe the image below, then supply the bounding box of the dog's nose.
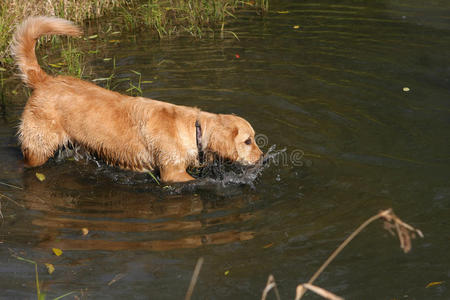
[253,149,264,164]
[257,149,263,160]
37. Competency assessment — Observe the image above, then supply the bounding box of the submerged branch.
[0,181,23,190]
[0,192,24,208]
[185,257,204,300]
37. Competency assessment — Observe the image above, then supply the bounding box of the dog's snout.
[251,148,264,165]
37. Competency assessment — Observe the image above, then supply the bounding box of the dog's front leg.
[159,164,195,183]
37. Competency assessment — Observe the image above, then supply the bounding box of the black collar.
[195,120,204,164]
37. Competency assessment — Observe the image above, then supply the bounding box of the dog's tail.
[11,16,82,88]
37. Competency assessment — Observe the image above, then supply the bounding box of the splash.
[54,144,285,192]
[171,145,286,193]
[196,145,285,185]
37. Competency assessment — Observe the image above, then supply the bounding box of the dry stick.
[108,273,126,286]
[296,284,344,300]
[261,275,281,300]
[0,192,25,208]
[185,257,204,300]
[296,208,422,300]
[309,210,387,285]
[0,181,23,190]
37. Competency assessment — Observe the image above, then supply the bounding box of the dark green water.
[1,0,449,299]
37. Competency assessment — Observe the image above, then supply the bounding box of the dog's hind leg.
[18,107,67,167]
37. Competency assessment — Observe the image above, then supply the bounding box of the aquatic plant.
[179,209,424,300]
[262,208,424,300]
[11,252,76,300]
[0,0,122,65]
[117,0,251,38]
[0,0,269,67]
[181,209,423,299]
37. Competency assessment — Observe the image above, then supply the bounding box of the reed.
[180,208,423,300]
[262,208,423,300]
[0,0,269,66]
[12,253,76,300]
[0,0,122,65]
[116,0,253,38]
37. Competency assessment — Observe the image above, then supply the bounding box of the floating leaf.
[293,25,300,29]
[35,173,46,182]
[277,11,290,14]
[426,281,444,288]
[45,263,55,274]
[403,87,410,92]
[224,270,230,276]
[263,242,273,249]
[103,58,112,61]
[81,228,89,236]
[52,248,63,256]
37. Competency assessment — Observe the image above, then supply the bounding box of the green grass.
[0,0,123,66]
[13,254,76,300]
[119,0,244,38]
[37,37,87,79]
[0,0,269,67]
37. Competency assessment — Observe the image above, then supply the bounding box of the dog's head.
[207,114,263,165]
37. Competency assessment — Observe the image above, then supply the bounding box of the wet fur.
[11,16,262,182]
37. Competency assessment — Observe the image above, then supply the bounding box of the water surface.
[0,1,449,299]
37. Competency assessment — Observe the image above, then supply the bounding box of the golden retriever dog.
[11,16,263,182]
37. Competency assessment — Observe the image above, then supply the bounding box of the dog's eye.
[244,138,251,145]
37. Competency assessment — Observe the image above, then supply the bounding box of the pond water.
[1,0,449,299]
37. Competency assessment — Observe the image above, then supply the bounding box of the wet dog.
[11,16,262,182]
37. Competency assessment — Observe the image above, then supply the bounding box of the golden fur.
[11,16,263,182]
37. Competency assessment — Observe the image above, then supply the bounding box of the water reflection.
[17,163,259,251]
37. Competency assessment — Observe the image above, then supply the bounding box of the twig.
[0,192,24,208]
[296,208,423,299]
[185,257,204,300]
[261,274,281,300]
[296,284,344,300]
[0,181,23,190]
[108,273,126,286]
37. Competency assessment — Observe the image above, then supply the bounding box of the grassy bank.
[0,0,269,66]
[0,0,123,65]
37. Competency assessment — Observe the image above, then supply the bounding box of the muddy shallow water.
[1,0,449,299]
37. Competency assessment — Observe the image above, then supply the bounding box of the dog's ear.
[208,126,239,160]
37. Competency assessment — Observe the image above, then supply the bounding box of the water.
[1,0,449,299]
